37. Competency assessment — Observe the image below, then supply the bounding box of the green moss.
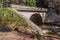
[0,8,28,30]
[0,0,2,3]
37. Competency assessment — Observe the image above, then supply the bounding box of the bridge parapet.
[11,4,48,12]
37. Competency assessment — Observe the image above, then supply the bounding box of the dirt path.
[0,31,36,40]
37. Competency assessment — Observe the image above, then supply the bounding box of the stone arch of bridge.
[30,13,42,26]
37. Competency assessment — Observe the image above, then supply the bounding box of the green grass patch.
[0,8,28,30]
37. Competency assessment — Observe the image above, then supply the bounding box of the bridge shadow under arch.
[30,13,42,26]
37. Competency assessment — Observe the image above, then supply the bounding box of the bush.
[25,0,36,7]
[0,8,28,30]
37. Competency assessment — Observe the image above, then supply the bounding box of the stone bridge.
[11,4,48,35]
[11,4,48,24]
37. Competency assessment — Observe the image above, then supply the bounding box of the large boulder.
[43,0,60,14]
